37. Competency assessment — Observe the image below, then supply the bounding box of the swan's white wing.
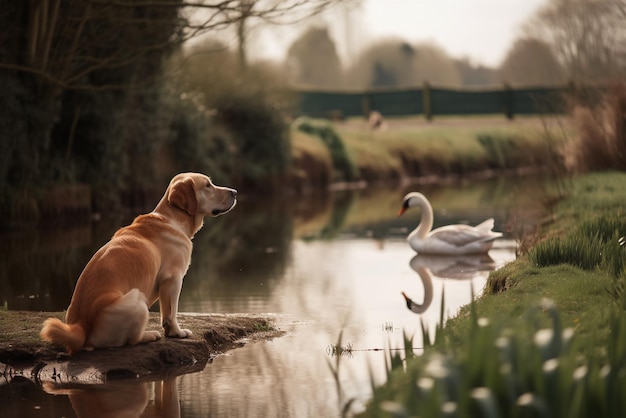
[474,218,495,233]
[429,224,499,247]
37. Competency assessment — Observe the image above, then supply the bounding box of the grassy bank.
[359,170,626,417]
[291,116,572,188]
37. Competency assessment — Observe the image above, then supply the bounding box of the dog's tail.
[41,318,86,355]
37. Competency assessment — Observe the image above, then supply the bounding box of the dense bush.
[171,45,294,191]
[293,117,358,182]
[166,91,230,183]
[0,76,46,221]
[45,82,178,212]
[0,1,181,222]
[213,91,291,190]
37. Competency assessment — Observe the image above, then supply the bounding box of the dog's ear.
[168,178,198,215]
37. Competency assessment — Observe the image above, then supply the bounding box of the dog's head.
[167,173,237,218]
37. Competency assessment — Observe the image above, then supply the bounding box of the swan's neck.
[411,199,434,239]
[411,266,433,313]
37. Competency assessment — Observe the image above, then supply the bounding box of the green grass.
[362,298,626,418]
[340,125,487,177]
[528,216,626,277]
[289,115,572,191]
[340,134,404,180]
[452,263,613,355]
[358,171,626,417]
[290,127,332,163]
[335,116,568,181]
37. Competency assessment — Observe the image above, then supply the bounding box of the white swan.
[398,192,502,255]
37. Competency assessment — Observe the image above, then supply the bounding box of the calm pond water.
[1,176,545,417]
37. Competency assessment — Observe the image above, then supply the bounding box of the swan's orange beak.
[398,207,407,217]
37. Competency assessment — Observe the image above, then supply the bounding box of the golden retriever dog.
[41,173,237,355]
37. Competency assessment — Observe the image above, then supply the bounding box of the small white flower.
[534,328,554,347]
[573,365,588,381]
[441,401,457,414]
[543,358,559,373]
[495,336,510,349]
[471,387,492,400]
[425,356,449,379]
[418,377,434,391]
[517,393,534,406]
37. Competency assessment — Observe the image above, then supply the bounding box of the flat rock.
[0,311,284,385]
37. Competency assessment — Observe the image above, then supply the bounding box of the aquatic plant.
[326,330,357,417]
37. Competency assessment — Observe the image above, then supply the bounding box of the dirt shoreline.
[0,311,284,385]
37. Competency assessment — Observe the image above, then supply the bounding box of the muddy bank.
[0,311,284,385]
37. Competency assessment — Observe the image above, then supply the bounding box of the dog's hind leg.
[89,289,161,348]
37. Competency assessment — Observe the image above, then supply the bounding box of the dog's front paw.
[163,319,192,338]
[177,328,193,338]
[166,328,192,338]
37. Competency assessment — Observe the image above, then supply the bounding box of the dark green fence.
[293,84,569,120]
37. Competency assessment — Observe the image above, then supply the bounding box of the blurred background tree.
[453,58,498,87]
[498,38,564,85]
[411,43,462,87]
[285,26,343,88]
[344,39,461,88]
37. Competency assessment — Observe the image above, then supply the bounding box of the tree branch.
[4,0,359,92]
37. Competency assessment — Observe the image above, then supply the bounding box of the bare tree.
[7,0,182,95]
[204,0,360,71]
[526,0,626,82]
[3,0,358,92]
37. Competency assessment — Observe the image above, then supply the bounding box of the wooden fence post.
[504,83,514,120]
[423,81,432,121]
[361,93,370,118]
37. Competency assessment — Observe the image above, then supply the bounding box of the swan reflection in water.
[42,377,180,418]
[401,254,497,314]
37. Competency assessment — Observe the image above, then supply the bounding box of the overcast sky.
[249,0,549,68]
[360,0,548,66]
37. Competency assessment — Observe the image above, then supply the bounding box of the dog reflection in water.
[43,377,179,418]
